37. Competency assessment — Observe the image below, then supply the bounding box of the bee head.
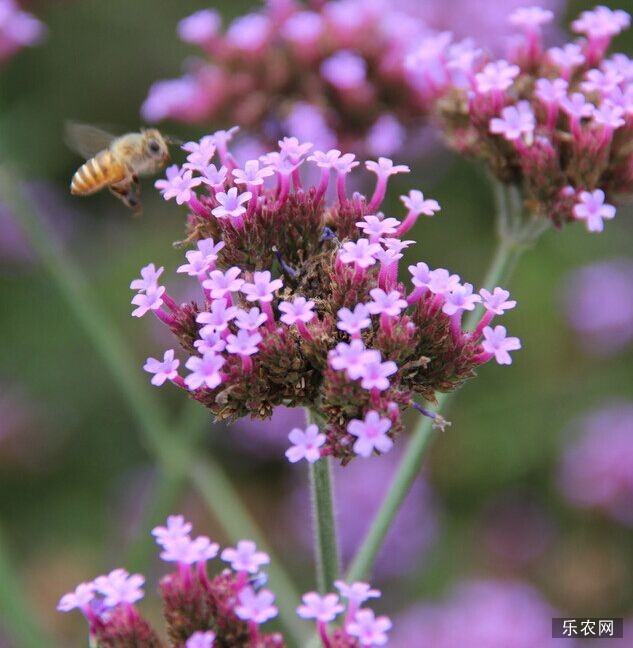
[142,128,171,163]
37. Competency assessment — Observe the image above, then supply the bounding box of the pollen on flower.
[132,131,519,462]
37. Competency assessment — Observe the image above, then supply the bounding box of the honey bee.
[67,123,174,215]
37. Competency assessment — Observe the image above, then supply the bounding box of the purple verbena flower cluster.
[57,515,390,647]
[422,4,632,231]
[139,1,448,155]
[0,0,45,64]
[131,130,519,463]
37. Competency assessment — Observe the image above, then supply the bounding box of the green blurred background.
[1,1,632,646]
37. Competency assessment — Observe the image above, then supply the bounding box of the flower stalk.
[306,410,340,593]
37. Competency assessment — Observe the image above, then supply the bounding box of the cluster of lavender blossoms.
[0,0,45,64]
[131,129,520,463]
[422,4,633,231]
[141,0,437,155]
[57,515,391,647]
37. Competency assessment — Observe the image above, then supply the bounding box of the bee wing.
[65,122,118,159]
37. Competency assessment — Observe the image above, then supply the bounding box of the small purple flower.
[177,238,224,276]
[226,329,262,356]
[183,137,217,171]
[337,304,372,336]
[225,13,270,52]
[285,424,326,464]
[348,410,393,457]
[356,215,400,240]
[93,569,144,607]
[442,283,481,316]
[346,609,392,646]
[158,169,202,204]
[57,582,95,612]
[547,44,585,73]
[572,6,630,39]
[278,297,316,325]
[593,101,626,130]
[490,101,535,142]
[131,284,165,318]
[508,6,553,30]
[143,349,180,386]
[365,157,410,178]
[474,60,520,93]
[177,10,221,45]
[212,187,252,220]
[365,114,405,157]
[235,587,278,624]
[339,238,382,268]
[203,267,244,299]
[573,189,616,232]
[308,149,345,169]
[428,268,461,295]
[334,581,381,607]
[582,68,623,96]
[185,630,217,648]
[241,271,283,303]
[401,190,441,217]
[184,353,225,390]
[296,592,344,622]
[194,329,227,355]
[559,92,595,119]
[130,263,164,292]
[232,159,274,186]
[281,11,324,45]
[235,306,268,331]
[278,137,313,164]
[199,164,228,190]
[160,535,219,564]
[481,325,521,365]
[409,262,432,287]
[197,299,239,334]
[329,340,381,380]
[152,515,192,545]
[535,78,569,104]
[321,50,367,90]
[155,165,181,196]
[367,289,408,317]
[221,540,270,573]
[480,287,516,315]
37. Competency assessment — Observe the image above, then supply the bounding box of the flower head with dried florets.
[417,4,632,230]
[132,130,519,464]
[57,515,390,647]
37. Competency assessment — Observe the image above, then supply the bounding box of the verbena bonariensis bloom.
[390,579,562,647]
[131,131,520,463]
[0,0,46,64]
[558,403,633,527]
[561,258,633,355]
[57,515,391,647]
[141,1,436,156]
[417,4,633,231]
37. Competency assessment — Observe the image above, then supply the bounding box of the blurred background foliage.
[1,0,632,646]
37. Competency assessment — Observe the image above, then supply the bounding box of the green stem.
[3,173,305,645]
[306,410,340,592]
[346,184,532,583]
[0,524,54,648]
[309,459,339,592]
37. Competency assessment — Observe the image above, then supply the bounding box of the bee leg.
[109,179,143,216]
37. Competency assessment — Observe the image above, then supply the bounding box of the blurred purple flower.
[289,447,439,579]
[0,0,46,64]
[558,403,633,527]
[390,579,568,647]
[561,259,633,356]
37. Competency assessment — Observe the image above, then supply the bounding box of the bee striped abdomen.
[70,150,126,195]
